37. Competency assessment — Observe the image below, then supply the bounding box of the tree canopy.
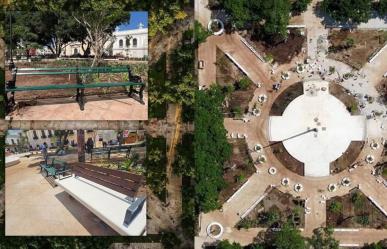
[309,227,340,249]
[195,86,232,212]
[320,0,372,24]
[216,240,243,249]
[291,0,312,14]
[5,11,85,56]
[221,0,291,41]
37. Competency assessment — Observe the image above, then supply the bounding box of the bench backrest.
[14,66,130,76]
[73,164,144,197]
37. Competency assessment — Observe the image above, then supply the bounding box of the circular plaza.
[269,80,366,177]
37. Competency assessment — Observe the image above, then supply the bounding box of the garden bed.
[246,29,306,65]
[329,83,360,114]
[330,141,365,174]
[216,48,256,117]
[327,189,387,229]
[270,142,304,176]
[376,78,387,107]
[328,29,387,70]
[236,188,305,229]
[270,82,303,116]
[218,139,255,204]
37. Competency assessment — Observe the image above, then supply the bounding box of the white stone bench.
[55,175,146,236]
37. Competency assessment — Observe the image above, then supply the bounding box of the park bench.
[39,157,72,180]
[90,141,146,161]
[55,164,146,235]
[5,65,145,112]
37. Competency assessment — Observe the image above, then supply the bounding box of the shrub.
[356,214,370,226]
[238,76,252,90]
[329,201,343,214]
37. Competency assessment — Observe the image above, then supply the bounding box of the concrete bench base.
[55,175,146,236]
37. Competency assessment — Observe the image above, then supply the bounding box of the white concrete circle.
[207,19,224,36]
[370,141,379,150]
[253,108,261,117]
[365,155,375,164]
[269,81,366,177]
[281,178,290,186]
[257,155,267,164]
[258,94,268,103]
[328,183,337,192]
[206,222,224,239]
[341,177,351,187]
[268,167,277,175]
[294,183,304,192]
[254,144,263,152]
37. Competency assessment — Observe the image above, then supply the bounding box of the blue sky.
[117,11,148,31]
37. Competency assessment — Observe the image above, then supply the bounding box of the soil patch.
[376,78,387,107]
[218,139,255,204]
[216,48,256,117]
[327,189,387,229]
[329,83,360,114]
[328,29,387,70]
[270,82,303,116]
[246,29,306,64]
[236,188,305,229]
[330,141,365,174]
[270,142,304,176]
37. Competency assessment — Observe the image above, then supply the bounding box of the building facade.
[60,23,148,59]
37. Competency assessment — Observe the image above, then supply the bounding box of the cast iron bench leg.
[128,85,133,97]
[77,88,85,111]
[139,85,145,104]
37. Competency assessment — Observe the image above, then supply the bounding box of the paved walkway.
[198,33,271,88]
[8,93,148,121]
[5,155,117,235]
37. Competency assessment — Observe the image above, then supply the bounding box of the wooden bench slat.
[74,170,136,197]
[6,82,143,92]
[16,67,130,75]
[80,164,144,183]
[73,166,140,191]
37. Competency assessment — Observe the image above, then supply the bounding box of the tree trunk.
[77,130,85,163]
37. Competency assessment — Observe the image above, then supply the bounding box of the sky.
[117,11,148,31]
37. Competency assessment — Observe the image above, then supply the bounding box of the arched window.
[126,38,130,47]
[119,39,123,48]
[73,48,78,55]
[132,38,137,47]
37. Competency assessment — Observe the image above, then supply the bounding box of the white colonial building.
[110,23,148,59]
[60,23,148,59]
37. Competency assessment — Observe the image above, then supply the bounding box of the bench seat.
[55,175,146,236]
[6,82,144,92]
